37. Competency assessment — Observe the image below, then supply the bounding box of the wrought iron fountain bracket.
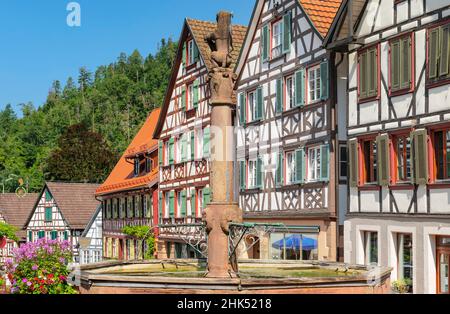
[158,223,208,258]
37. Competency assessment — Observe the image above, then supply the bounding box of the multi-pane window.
[397,233,413,292]
[308,147,321,182]
[364,231,378,265]
[339,145,348,181]
[433,130,450,180]
[248,90,256,122]
[248,160,258,188]
[286,151,296,185]
[429,23,450,81]
[390,35,412,93]
[362,139,378,184]
[308,66,321,103]
[187,83,194,110]
[187,40,195,65]
[395,135,412,182]
[164,192,170,219]
[285,76,294,110]
[359,46,379,100]
[272,20,283,58]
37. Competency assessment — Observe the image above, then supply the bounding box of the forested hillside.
[0,38,177,193]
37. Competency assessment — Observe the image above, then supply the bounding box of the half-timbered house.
[96,108,160,261]
[153,18,247,259]
[234,0,343,262]
[79,205,103,265]
[0,193,38,264]
[325,0,450,294]
[25,182,100,264]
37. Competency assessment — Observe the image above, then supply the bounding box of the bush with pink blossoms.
[5,239,78,294]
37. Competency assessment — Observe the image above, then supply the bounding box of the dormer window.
[145,157,153,173]
[134,158,140,177]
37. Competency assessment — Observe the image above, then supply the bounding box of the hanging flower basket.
[0,237,6,249]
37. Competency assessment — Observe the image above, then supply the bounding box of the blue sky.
[0,0,254,114]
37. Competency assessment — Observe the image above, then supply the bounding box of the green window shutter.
[182,42,186,67]
[202,187,211,208]
[368,48,378,97]
[203,127,210,158]
[429,28,440,79]
[51,230,57,240]
[158,192,163,222]
[169,138,174,165]
[359,52,368,99]
[320,61,329,100]
[439,26,450,77]
[282,12,292,54]
[400,37,412,89]
[158,141,163,166]
[376,135,390,186]
[181,86,186,110]
[240,161,246,190]
[262,24,269,62]
[190,189,196,216]
[193,41,200,62]
[295,69,305,107]
[45,207,52,222]
[190,131,195,160]
[181,134,187,162]
[64,231,68,241]
[391,40,400,91]
[39,231,45,239]
[28,231,32,242]
[169,191,175,217]
[276,153,284,186]
[256,86,263,120]
[256,157,263,188]
[348,139,359,187]
[295,149,305,184]
[181,190,187,217]
[239,92,246,125]
[412,129,429,185]
[193,79,199,109]
[320,145,330,182]
[276,78,283,113]
[45,190,52,201]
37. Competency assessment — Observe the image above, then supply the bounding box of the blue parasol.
[271,234,317,251]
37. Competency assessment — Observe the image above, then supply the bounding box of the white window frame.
[248,90,256,122]
[196,129,203,160]
[285,75,294,110]
[164,192,170,219]
[188,83,194,110]
[308,65,321,104]
[308,146,321,182]
[188,39,195,65]
[164,141,169,166]
[198,189,203,214]
[248,160,257,188]
[286,151,296,185]
[272,20,283,59]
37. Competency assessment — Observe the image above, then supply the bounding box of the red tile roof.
[96,108,161,196]
[299,0,343,37]
[0,193,39,240]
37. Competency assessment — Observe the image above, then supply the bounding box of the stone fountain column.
[203,11,243,278]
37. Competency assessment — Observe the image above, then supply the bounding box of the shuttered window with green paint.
[320,61,329,100]
[190,189,196,217]
[295,149,305,184]
[412,129,429,185]
[158,192,163,222]
[190,131,195,160]
[158,141,163,166]
[262,24,269,62]
[240,161,246,190]
[181,134,187,162]
[45,207,52,222]
[429,24,450,80]
[181,190,187,217]
[45,190,52,202]
[376,135,390,186]
[256,157,263,188]
[276,78,283,113]
[182,42,186,67]
[348,139,359,187]
[282,12,292,54]
[295,69,305,107]
[320,145,330,182]
[390,36,412,92]
[276,153,284,186]
[193,41,200,63]
[239,92,246,125]
[64,231,68,241]
[38,231,45,239]
[169,191,175,217]
[203,127,210,158]
[193,79,199,109]
[28,231,32,242]
[169,138,174,165]
[181,86,187,110]
[359,46,378,100]
[202,187,211,208]
[256,87,263,120]
[51,230,58,240]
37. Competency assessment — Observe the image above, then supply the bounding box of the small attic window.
[134,158,140,177]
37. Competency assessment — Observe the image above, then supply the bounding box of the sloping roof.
[299,0,343,37]
[0,193,39,239]
[153,18,247,139]
[45,182,100,230]
[96,108,161,196]
[81,204,102,237]
[186,18,248,72]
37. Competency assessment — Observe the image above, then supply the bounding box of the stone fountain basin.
[78,259,392,294]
